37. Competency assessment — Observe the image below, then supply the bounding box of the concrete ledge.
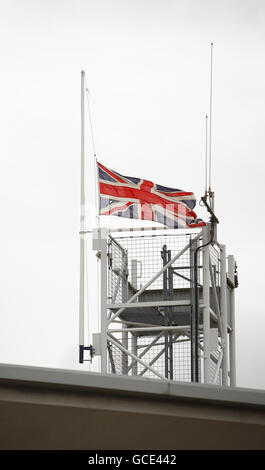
[0,364,264,449]
[0,363,264,408]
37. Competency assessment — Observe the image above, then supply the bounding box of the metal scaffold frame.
[88,223,237,386]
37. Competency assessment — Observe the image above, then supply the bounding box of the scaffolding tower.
[82,223,238,386]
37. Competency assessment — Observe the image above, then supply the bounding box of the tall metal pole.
[85,84,100,231]
[190,238,199,382]
[79,71,86,360]
[202,224,211,383]
[131,335,138,375]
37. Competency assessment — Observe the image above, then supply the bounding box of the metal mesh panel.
[107,237,128,304]
[107,232,201,309]
[115,232,199,292]
[106,230,203,383]
[107,331,203,383]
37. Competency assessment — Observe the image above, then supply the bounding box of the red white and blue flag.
[98,162,205,229]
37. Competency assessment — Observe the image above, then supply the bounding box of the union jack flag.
[98,161,205,229]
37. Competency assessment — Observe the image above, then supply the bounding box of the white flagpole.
[85,84,100,230]
[79,70,86,360]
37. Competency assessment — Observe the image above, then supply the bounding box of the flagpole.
[85,84,100,230]
[79,70,86,361]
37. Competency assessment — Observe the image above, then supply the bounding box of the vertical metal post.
[121,250,128,374]
[190,244,195,382]
[131,334,138,375]
[168,263,174,380]
[100,230,108,373]
[161,245,173,379]
[79,71,85,360]
[220,244,228,386]
[190,238,199,382]
[228,255,236,386]
[161,246,169,379]
[202,225,211,383]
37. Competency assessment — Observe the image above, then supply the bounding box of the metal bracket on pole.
[200,195,219,245]
[79,344,95,363]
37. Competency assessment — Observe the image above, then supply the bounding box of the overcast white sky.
[0,0,265,390]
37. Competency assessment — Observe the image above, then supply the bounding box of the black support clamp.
[79,345,95,364]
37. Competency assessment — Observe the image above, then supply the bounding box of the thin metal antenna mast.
[209,43,214,211]
[201,44,219,227]
[205,115,208,198]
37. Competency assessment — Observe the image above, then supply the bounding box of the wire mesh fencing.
[107,331,196,382]
[107,237,128,304]
[107,231,202,305]
[106,230,218,385]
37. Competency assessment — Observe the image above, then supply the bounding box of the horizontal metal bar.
[108,325,193,333]
[82,226,199,234]
[109,226,179,233]
[174,265,203,270]
[108,300,191,310]
[112,319,160,328]
[137,336,190,349]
